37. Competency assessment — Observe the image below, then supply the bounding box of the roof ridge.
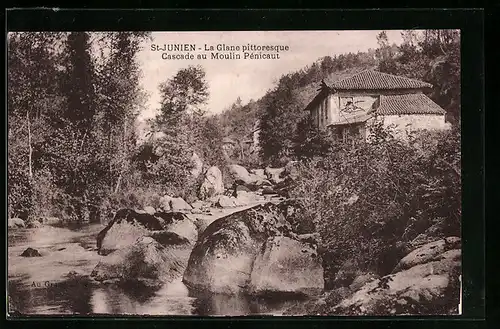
[329,68,433,90]
[337,69,430,85]
[369,70,433,86]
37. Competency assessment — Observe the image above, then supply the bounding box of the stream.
[8,222,309,316]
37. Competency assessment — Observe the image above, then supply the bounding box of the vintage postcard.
[7,30,461,316]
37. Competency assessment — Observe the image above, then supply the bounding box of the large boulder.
[215,195,238,208]
[392,237,461,273]
[96,209,197,255]
[170,197,193,212]
[182,201,322,295]
[331,251,461,315]
[229,164,255,185]
[8,218,25,229]
[199,166,224,200]
[91,235,192,288]
[234,190,262,206]
[158,196,193,212]
[248,236,324,296]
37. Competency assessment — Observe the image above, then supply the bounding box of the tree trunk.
[26,111,33,179]
[114,174,122,193]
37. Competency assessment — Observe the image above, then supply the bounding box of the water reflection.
[191,291,308,316]
[8,224,311,316]
[8,275,94,315]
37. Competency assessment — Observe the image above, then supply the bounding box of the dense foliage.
[289,123,461,282]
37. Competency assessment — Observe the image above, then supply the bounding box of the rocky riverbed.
[8,196,312,316]
[8,162,461,316]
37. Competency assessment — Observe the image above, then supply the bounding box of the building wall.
[312,93,376,129]
[365,114,451,141]
[309,88,438,132]
[382,114,449,131]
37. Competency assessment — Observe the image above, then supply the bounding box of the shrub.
[289,123,461,282]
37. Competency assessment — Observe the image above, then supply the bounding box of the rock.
[349,273,380,292]
[283,287,352,316]
[97,217,151,256]
[170,197,193,211]
[254,179,273,187]
[191,200,205,209]
[215,195,238,208]
[392,237,461,273]
[182,200,318,295]
[262,186,277,195]
[154,212,198,244]
[332,256,461,315]
[96,209,197,255]
[434,249,461,262]
[159,196,172,212]
[144,206,156,215]
[41,217,62,226]
[250,169,266,180]
[8,218,25,229]
[21,247,42,257]
[148,231,192,247]
[233,185,251,196]
[91,236,192,288]
[265,167,285,184]
[229,164,255,185]
[190,152,203,178]
[235,190,260,206]
[407,233,442,252]
[26,220,43,229]
[199,166,224,200]
[248,236,324,296]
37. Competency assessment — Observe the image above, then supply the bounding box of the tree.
[375,31,398,74]
[292,116,334,160]
[93,32,150,193]
[146,66,209,193]
[259,74,308,165]
[7,32,65,219]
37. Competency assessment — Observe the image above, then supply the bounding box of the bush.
[289,123,461,282]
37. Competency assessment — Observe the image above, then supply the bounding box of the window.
[340,96,354,109]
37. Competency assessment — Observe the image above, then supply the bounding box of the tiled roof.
[377,93,446,115]
[329,69,433,90]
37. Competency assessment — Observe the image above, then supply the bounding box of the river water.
[7,224,308,317]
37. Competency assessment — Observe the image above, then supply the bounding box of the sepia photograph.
[7,29,461,317]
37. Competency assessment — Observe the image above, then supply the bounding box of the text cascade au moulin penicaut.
[151,43,290,60]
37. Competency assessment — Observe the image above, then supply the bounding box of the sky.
[136,30,405,120]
